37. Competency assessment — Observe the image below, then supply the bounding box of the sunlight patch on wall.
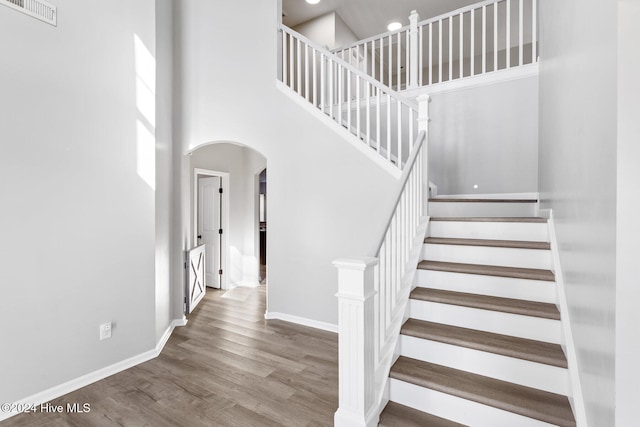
[134,34,156,190]
[136,121,155,190]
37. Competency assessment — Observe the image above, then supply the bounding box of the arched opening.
[184,142,267,314]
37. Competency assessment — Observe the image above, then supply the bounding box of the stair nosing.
[418,260,555,282]
[401,318,567,368]
[410,288,560,320]
[390,356,576,427]
[424,237,551,250]
[379,401,467,427]
[429,198,538,203]
[430,216,547,223]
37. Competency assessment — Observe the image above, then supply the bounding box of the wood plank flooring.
[4,286,338,427]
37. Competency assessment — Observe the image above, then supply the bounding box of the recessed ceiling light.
[306,0,320,4]
[387,22,402,31]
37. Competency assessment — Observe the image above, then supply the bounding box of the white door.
[198,176,222,288]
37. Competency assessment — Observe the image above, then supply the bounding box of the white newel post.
[408,10,420,90]
[333,257,379,427]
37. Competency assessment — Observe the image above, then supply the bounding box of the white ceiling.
[282,0,481,40]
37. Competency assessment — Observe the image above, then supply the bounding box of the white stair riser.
[428,202,537,218]
[389,379,558,427]
[408,300,562,344]
[414,270,557,303]
[421,244,552,270]
[398,335,568,395]
[429,221,549,242]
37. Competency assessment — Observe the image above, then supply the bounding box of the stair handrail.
[333,96,430,427]
[372,129,425,258]
[280,24,417,111]
[279,24,419,171]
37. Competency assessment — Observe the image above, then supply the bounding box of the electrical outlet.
[99,322,112,341]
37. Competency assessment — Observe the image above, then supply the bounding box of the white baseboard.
[0,318,186,422]
[543,209,588,427]
[264,311,338,333]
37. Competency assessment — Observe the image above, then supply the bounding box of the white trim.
[541,209,588,427]
[431,192,540,200]
[276,81,402,180]
[403,63,539,98]
[0,318,186,422]
[264,311,338,333]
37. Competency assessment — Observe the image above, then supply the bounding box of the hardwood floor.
[5,286,338,426]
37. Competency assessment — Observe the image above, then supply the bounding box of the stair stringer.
[540,208,588,426]
[372,217,430,420]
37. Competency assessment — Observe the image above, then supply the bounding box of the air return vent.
[1,0,57,26]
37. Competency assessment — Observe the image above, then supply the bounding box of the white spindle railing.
[280,25,418,170]
[334,96,430,427]
[333,0,538,89]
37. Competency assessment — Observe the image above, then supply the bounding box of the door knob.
[197,235,202,239]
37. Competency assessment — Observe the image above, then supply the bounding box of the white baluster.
[471,9,475,76]
[388,34,393,88]
[396,32,401,90]
[532,0,537,62]
[438,20,442,83]
[366,82,371,146]
[449,16,453,81]
[304,43,309,101]
[409,10,419,89]
[460,12,464,78]
[494,3,499,71]
[386,93,391,162]
[506,0,511,68]
[519,0,524,66]
[320,53,325,112]
[397,100,402,167]
[297,39,302,94]
[419,25,424,86]
[282,30,288,84]
[347,69,352,131]
[289,33,294,88]
[356,75,361,140]
[333,258,378,427]
[312,49,317,107]
[429,22,433,85]
[376,88,381,154]
[483,5,487,74]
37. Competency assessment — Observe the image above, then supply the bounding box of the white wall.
[293,12,335,49]
[615,2,640,425]
[174,0,398,326]
[154,0,174,342]
[427,75,539,195]
[0,0,158,404]
[538,1,617,425]
[189,143,266,287]
[292,11,358,50]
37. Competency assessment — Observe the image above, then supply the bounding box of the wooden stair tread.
[430,217,547,223]
[390,357,576,427]
[418,260,555,282]
[402,318,567,368]
[379,401,467,427]
[410,288,560,320]
[424,237,550,250]
[429,198,538,203]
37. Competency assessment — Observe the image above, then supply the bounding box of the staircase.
[379,197,576,427]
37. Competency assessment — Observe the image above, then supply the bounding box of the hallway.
[6,287,338,426]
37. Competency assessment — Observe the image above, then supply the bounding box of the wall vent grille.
[1,0,56,26]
